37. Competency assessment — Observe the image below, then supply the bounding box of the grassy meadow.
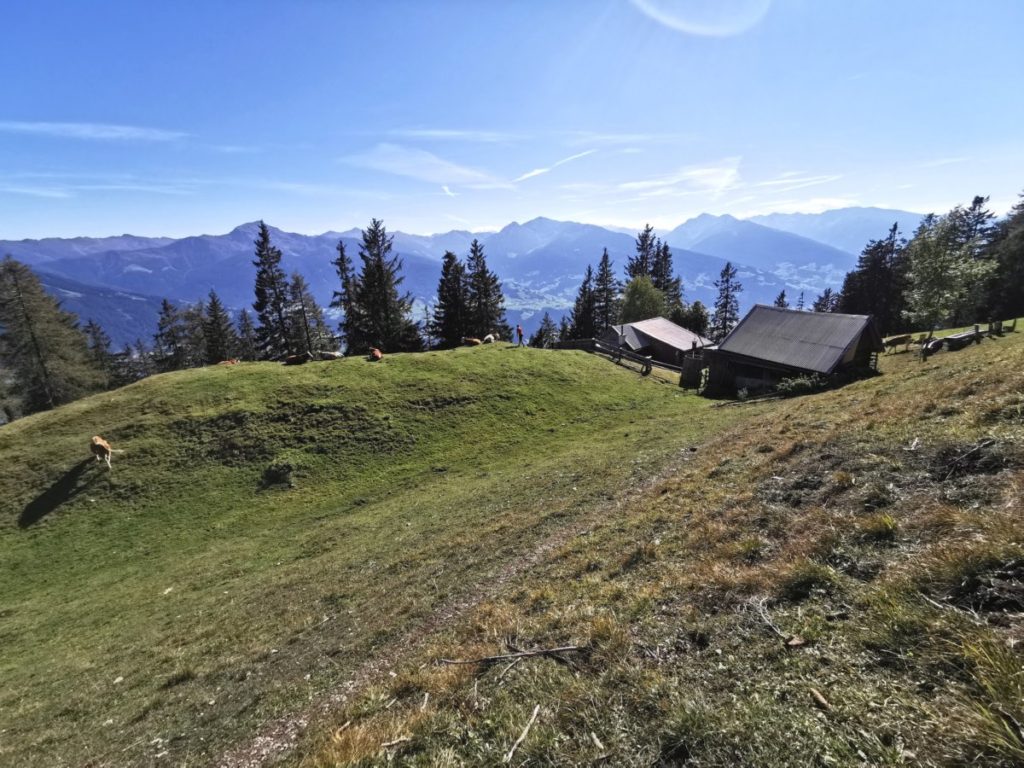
[303,328,1024,767]
[0,345,751,766]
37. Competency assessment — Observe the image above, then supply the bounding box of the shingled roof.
[611,317,711,352]
[716,305,882,375]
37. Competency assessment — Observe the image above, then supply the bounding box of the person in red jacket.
[516,324,525,347]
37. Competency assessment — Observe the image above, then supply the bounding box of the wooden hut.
[600,317,711,367]
[704,305,883,395]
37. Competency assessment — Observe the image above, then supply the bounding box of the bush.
[775,374,828,397]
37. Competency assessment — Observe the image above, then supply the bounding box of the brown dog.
[89,435,120,469]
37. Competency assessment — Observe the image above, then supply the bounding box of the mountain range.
[1,207,923,346]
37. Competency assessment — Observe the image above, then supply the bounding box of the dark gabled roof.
[716,305,883,375]
[611,317,711,352]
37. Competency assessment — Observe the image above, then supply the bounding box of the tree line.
[3,191,1022,419]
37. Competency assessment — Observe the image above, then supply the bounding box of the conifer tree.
[465,239,511,340]
[838,223,908,334]
[529,312,559,348]
[0,255,105,414]
[812,287,839,312]
[557,315,572,342]
[347,219,422,352]
[593,248,621,331]
[709,261,743,341]
[252,221,293,360]
[287,272,334,356]
[204,290,238,363]
[773,290,789,308]
[83,319,114,382]
[181,301,208,368]
[153,299,188,372]
[569,265,598,339]
[428,251,470,348]
[677,300,710,338]
[651,241,683,312]
[627,224,658,279]
[620,276,665,323]
[330,239,363,351]
[986,191,1024,319]
[796,291,805,311]
[235,309,259,361]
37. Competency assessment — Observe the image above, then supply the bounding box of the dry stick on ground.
[496,658,521,684]
[810,688,832,711]
[440,645,585,665]
[751,597,805,646]
[504,705,540,764]
[381,735,412,749]
[943,438,996,481]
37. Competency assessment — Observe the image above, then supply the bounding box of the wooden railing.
[554,338,686,375]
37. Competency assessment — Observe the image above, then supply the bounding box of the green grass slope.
[303,331,1024,767]
[0,346,748,766]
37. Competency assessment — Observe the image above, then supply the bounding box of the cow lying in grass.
[90,436,122,470]
[462,337,482,346]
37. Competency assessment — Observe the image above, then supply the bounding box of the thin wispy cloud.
[513,149,596,183]
[0,184,73,199]
[387,128,523,143]
[342,143,506,188]
[629,0,771,37]
[0,120,187,141]
[619,157,742,199]
[920,156,970,168]
[752,173,843,193]
[441,185,458,198]
[562,130,693,147]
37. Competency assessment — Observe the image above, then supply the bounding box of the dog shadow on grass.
[19,459,102,528]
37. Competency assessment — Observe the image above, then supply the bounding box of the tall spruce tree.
[235,309,259,361]
[569,265,598,339]
[627,224,658,280]
[287,272,334,356]
[181,301,208,368]
[252,221,293,360]
[153,299,188,372]
[465,239,511,339]
[709,261,743,341]
[0,255,105,414]
[204,290,238,364]
[838,223,908,334]
[593,248,621,331]
[330,238,363,352]
[428,251,470,348]
[347,219,422,352]
[796,291,806,311]
[530,312,559,348]
[557,315,572,342]
[651,241,683,312]
[773,290,789,308]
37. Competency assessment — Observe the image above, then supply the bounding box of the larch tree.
[287,272,334,356]
[428,251,470,348]
[709,261,743,341]
[252,221,293,360]
[465,239,511,340]
[0,255,105,415]
[905,213,996,334]
[235,309,259,361]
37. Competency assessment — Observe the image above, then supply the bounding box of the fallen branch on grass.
[381,735,412,749]
[440,645,586,665]
[751,597,806,647]
[504,704,540,763]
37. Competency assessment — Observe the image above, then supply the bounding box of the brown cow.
[462,337,482,346]
[90,435,122,470]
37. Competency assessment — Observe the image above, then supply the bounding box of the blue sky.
[2,0,1022,238]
